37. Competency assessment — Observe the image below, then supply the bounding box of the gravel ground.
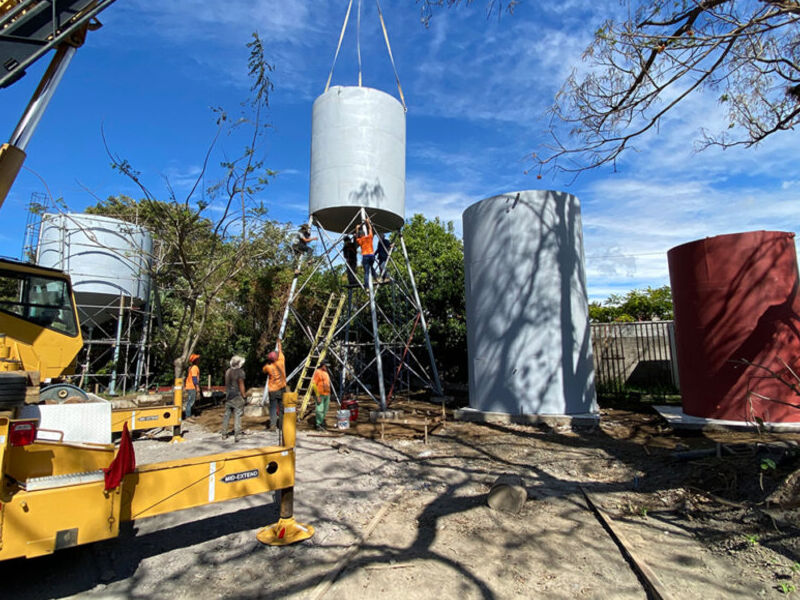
[1,409,795,599]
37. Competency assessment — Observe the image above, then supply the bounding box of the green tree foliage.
[589,285,673,323]
[85,195,292,385]
[400,214,467,381]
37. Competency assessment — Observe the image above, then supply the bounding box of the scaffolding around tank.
[33,210,154,394]
[278,212,443,415]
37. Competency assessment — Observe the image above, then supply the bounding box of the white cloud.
[580,175,800,298]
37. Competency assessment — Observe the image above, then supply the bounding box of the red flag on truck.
[104,422,136,490]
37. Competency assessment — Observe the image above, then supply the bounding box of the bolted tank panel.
[463,190,597,416]
[668,231,800,422]
[309,85,405,233]
[37,213,152,323]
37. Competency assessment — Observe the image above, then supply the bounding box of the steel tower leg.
[367,273,387,411]
[340,287,354,397]
[399,232,444,397]
[108,293,125,396]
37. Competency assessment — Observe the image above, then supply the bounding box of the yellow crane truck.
[1,0,195,439]
[0,1,314,560]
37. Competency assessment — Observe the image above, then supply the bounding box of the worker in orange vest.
[355,219,375,286]
[311,361,331,431]
[261,340,286,431]
[184,353,201,418]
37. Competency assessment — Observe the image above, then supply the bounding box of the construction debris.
[487,474,527,514]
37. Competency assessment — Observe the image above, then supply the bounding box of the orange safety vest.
[185,364,200,390]
[311,369,331,396]
[356,232,374,255]
[262,349,286,392]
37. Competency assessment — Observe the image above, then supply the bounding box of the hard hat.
[189,353,200,363]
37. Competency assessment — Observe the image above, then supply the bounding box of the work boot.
[234,434,241,443]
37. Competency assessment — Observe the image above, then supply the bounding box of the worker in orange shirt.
[184,353,201,418]
[355,219,375,286]
[311,361,331,431]
[261,340,286,431]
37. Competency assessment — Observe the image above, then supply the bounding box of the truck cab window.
[0,270,79,337]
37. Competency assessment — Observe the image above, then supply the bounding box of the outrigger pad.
[256,517,315,546]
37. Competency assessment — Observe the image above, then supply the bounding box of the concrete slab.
[454,407,599,427]
[654,404,800,432]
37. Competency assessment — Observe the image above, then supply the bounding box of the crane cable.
[323,0,407,111]
[324,0,354,94]
[357,0,363,87]
[374,0,406,111]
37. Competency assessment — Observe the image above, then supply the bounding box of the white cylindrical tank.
[309,85,405,233]
[463,191,597,415]
[37,213,152,323]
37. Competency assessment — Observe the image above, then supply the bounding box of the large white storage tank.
[463,190,597,416]
[37,213,152,323]
[309,85,405,233]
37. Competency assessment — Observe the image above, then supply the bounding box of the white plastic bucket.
[336,409,351,430]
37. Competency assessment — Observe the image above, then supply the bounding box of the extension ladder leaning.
[296,292,346,417]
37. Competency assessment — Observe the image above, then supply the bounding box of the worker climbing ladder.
[296,292,346,417]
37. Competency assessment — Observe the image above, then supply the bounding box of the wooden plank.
[309,495,399,600]
[581,487,675,600]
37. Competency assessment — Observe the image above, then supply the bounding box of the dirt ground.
[3,397,800,599]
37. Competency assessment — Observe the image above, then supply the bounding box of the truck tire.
[0,372,27,409]
[39,383,89,403]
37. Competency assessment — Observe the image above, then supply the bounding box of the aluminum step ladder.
[296,292,346,417]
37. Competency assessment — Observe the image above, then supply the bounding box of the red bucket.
[341,398,358,423]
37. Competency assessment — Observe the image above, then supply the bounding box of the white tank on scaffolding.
[309,85,405,233]
[36,212,152,324]
[462,190,598,416]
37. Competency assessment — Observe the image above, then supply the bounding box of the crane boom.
[0,0,118,207]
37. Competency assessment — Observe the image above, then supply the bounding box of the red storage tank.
[668,231,800,422]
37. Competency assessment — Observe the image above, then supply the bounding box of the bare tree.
[537,0,800,175]
[100,33,280,379]
[416,0,518,25]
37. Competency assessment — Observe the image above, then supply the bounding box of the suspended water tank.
[668,231,800,423]
[309,85,405,233]
[36,213,152,324]
[463,191,597,416]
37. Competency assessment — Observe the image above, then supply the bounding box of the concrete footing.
[244,405,267,417]
[370,410,404,423]
[454,407,599,428]
[655,405,800,432]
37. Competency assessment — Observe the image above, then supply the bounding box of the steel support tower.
[279,215,443,412]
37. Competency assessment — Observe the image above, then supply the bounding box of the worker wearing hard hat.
[311,361,332,431]
[184,353,201,418]
[262,340,287,431]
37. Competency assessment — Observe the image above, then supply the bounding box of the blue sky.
[2,1,798,301]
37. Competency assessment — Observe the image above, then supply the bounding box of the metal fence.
[591,321,679,396]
